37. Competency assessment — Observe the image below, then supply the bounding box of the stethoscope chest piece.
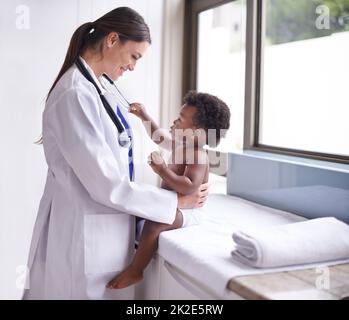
[118,131,131,148]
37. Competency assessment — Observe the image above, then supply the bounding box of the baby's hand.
[148,151,166,175]
[129,103,147,120]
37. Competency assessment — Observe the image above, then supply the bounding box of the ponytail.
[47,22,93,99]
[37,7,151,144]
[47,7,151,100]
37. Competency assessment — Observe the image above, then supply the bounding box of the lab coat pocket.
[84,214,132,275]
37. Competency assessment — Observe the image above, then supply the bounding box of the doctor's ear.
[106,32,120,47]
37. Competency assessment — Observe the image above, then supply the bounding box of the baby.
[107,91,230,289]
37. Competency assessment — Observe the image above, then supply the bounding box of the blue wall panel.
[227,152,349,223]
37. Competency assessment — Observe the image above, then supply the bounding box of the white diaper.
[180,208,203,228]
[135,208,203,241]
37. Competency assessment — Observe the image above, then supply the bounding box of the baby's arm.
[148,151,208,195]
[129,103,172,150]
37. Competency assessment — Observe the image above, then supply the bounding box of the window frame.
[183,0,235,95]
[185,0,349,164]
[251,0,349,164]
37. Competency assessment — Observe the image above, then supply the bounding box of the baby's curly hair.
[183,91,230,147]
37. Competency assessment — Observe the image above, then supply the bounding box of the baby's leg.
[107,209,183,289]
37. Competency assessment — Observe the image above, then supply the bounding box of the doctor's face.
[104,33,149,81]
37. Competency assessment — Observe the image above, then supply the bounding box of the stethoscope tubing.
[75,58,130,148]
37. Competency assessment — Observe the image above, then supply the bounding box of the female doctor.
[23,7,208,300]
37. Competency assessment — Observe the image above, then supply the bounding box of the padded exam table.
[144,194,349,300]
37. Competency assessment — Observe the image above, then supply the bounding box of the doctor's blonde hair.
[47,7,151,99]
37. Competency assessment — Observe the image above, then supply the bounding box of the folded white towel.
[231,217,349,268]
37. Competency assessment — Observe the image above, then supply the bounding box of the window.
[257,0,349,161]
[184,0,246,152]
[186,0,349,163]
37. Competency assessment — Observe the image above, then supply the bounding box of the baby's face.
[170,104,205,143]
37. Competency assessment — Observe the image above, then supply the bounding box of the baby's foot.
[106,266,143,289]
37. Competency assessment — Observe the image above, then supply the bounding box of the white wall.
[0,0,165,299]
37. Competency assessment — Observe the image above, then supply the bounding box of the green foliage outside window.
[266,0,349,45]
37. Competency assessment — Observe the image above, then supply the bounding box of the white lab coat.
[23,60,177,300]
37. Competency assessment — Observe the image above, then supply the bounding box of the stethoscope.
[75,57,131,148]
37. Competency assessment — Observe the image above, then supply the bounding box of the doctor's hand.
[177,183,209,209]
[129,103,148,121]
[148,151,166,175]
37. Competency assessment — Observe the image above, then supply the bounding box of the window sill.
[229,149,349,174]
